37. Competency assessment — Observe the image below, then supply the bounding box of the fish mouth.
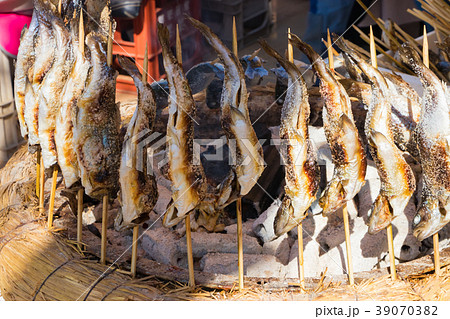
[368,194,394,234]
[319,179,346,217]
[274,196,306,237]
[413,197,447,241]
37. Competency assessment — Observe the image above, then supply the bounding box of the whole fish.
[14,10,39,139]
[291,34,367,216]
[116,56,158,229]
[38,10,72,168]
[259,40,319,236]
[336,37,416,234]
[72,32,121,199]
[157,23,207,228]
[399,43,450,240]
[55,8,89,188]
[26,0,57,150]
[188,17,265,199]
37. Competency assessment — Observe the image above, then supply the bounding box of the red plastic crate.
[113,0,202,92]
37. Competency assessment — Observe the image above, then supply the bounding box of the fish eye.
[413,214,421,226]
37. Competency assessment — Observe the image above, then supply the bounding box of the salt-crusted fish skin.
[336,37,415,234]
[38,10,72,169]
[259,40,319,237]
[116,56,158,229]
[157,23,207,228]
[14,10,39,139]
[55,8,89,188]
[26,0,57,150]
[291,34,367,216]
[188,17,265,199]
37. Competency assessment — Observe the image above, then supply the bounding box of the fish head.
[319,179,346,217]
[368,194,394,234]
[274,195,305,237]
[413,196,446,241]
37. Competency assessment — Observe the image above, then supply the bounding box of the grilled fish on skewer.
[157,23,207,228]
[55,9,89,188]
[38,10,72,169]
[290,34,366,216]
[336,37,416,234]
[72,33,121,199]
[187,17,265,199]
[14,10,39,139]
[116,56,158,229]
[399,43,450,240]
[27,0,57,151]
[259,40,319,236]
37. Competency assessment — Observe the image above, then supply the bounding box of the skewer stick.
[100,195,108,265]
[233,16,244,292]
[47,166,58,228]
[174,26,195,288]
[328,31,354,285]
[130,225,139,277]
[39,155,44,215]
[79,10,84,55]
[423,28,441,277]
[77,188,83,251]
[76,5,85,253]
[327,29,334,73]
[101,21,113,265]
[107,20,113,67]
[342,205,355,285]
[36,149,41,198]
[58,0,62,15]
[288,28,306,291]
[370,27,397,280]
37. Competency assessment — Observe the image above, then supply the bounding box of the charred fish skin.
[336,37,416,233]
[340,45,421,156]
[38,10,73,169]
[116,56,158,229]
[381,71,421,156]
[157,23,207,228]
[26,0,58,149]
[14,10,39,139]
[73,33,121,199]
[290,34,367,216]
[188,17,265,198]
[400,43,450,239]
[259,40,319,237]
[55,10,89,189]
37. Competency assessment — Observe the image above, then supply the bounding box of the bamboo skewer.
[174,26,195,288]
[76,10,85,253]
[288,28,306,291]
[327,29,334,73]
[422,28,441,277]
[101,20,113,265]
[369,26,397,280]
[233,16,244,292]
[100,195,108,265]
[328,29,354,285]
[130,225,139,278]
[39,155,44,215]
[36,149,41,198]
[77,188,83,251]
[47,167,58,228]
